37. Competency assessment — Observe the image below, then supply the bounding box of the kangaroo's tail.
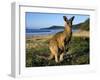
[36,55,48,60]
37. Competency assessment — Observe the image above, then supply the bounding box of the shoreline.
[26,30,89,40]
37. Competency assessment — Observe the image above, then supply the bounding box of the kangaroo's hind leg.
[54,54,59,63]
[49,45,59,63]
[59,46,65,62]
[59,53,64,62]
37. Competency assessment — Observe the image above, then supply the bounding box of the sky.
[26,12,89,29]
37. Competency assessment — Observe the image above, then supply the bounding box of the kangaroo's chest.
[64,32,72,44]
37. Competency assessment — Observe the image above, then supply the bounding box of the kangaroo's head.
[63,16,75,28]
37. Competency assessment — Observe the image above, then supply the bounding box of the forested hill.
[40,18,89,31]
[73,19,89,31]
[40,25,64,30]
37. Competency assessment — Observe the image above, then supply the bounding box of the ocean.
[26,29,77,37]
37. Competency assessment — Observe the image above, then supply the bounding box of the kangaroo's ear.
[63,16,68,21]
[69,16,75,22]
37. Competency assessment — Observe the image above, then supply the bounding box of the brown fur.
[48,16,74,63]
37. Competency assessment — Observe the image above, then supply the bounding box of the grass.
[26,31,89,67]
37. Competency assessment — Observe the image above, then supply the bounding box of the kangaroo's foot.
[59,53,64,62]
[55,55,59,63]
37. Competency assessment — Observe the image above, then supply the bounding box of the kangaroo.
[48,16,74,63]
